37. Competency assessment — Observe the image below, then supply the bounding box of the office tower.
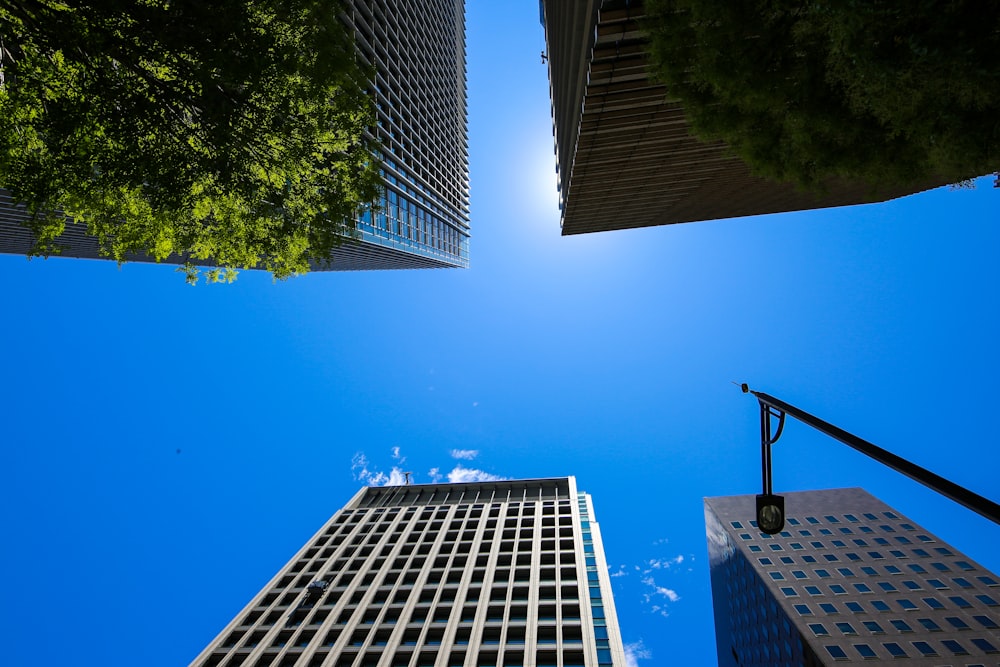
[190,477,626,667]
[538,1,945,236]
[705,488,1000,666]
[0,0,469,271]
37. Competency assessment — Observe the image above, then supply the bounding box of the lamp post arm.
[747,388,1000,527]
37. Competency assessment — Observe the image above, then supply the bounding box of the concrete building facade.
[0,0,469,271]
[706,488,1000,666]
[190,477,625,667]
[539,1,944,236]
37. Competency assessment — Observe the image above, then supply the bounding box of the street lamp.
[753,387,786,533]
[740,383,1000,529]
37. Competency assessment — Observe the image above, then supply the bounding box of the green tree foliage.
[0,0,381,282]
[644,0,1000,189]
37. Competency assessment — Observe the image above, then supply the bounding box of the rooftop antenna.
[404,471,413,485]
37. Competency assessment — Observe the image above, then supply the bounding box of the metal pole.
[747,388,1000,527]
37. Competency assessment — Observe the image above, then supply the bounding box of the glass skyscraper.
[189,477,626,667]
[0,0,469,271]
[706,488,1000,666]
[538,1,946,236]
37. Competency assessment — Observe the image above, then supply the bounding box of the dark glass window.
[853,644,877,659]
[971,638,999,654]
[890,619,912,633]
[824,645,847,660]
[862,621,883,633]
[882,642,906,658]
[944,616,969,630]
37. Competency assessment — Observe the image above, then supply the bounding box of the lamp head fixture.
[756,493,786,534]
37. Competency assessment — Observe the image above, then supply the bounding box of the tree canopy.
[0,0,381,282]
[644,0,1000,190]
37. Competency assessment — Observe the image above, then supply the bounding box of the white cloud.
[609,565,628,578]
[447,465,505,483]
[351,453,408,487]
[624,641,651,667]
[428,467,442,483]
[641,576,680,604]
[351,452,376,482]
[449,449,479,460]
[642,554,685,573]
[390,446,405,463]
[385,467,408,486]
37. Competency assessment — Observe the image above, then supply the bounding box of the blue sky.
[2,3,999,666]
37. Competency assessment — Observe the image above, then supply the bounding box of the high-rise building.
[705,488,1000,666]
[0,0,469,271]
[189,477,626,667]
[538,1,945,236]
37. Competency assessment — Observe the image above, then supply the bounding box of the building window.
[809,623,829,636]
[881,642,906,658]
[944,616,970,630]
[794,604,812,615]
[890,619,912,633]
[896,599,917,611]
[871,601,891,612]
[819,603,838,614]
[971,638,999,654]
[862,621,884,634]
[941,639,969,656]
[910,641,937,657]
[824,645,848,660]
[948,595,972,608]
[853,644,877,660]
[916,618,941,632]
[836,622,857,635]
[972,614,998,630]
[845,602,864,613]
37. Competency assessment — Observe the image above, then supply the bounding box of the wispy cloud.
[641,554,684,573]
[449,449,479,460]
[609,565,629,578]
[641,575,680,611]
[447,465,504,483]
[428,467,442,483]
[391,446,405,463]
[352,452,408,486]
[624,641,651,667]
